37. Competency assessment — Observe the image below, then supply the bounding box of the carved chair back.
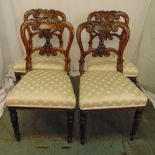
[76,11,130,74]
[24,9,66,22]
[23,9,66,52]
[20,18,74,73]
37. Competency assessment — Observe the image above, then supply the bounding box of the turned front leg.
[67,110,75,143]
[130,108,144,140]
[8,108,21,141]
[80,110,88,144]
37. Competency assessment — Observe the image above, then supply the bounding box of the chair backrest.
[24,9,66,22]
[76,10,130,74]
[24,9,66,51]
[20,17,74,73]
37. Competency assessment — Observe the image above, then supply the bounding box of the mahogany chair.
[79,11,137,83]
[6,17,76,143]
[14,9,67,81]
[76,11,147,144]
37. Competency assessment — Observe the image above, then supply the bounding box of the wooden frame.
[8,15,75,143]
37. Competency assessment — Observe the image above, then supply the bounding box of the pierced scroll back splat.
[86,11,129,58]
[91,20,115,57]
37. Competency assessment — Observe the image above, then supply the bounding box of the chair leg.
[8,108,21,141]
[15,73,21,83]
[67,110,74,143]
[130,108,144,140]
[128,77,137,85]
[80,110,88,144]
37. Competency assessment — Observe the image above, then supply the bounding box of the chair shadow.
[18,110,68,139]
[86,110,135,140]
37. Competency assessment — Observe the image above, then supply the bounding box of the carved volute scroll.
[76,11,130,74]
[24,9,66,22]
[20,19,74,73]
[23,9,66,56]
[87,11,129,24]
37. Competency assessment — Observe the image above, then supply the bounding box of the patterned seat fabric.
[6,70,76,109]
[14,52,65,73]
[80,71,147,110]
[85,53,138,77]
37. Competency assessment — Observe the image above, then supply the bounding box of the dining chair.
[79,11,137,83]
[14,9,67,81]
[76,11,147,144]
[6,17,76,143]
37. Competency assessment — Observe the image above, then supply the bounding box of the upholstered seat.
[80,71,147,110]
[14,52,65,73]
[7,70,75,109]
[85,53,138,77]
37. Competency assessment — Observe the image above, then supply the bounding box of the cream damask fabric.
[14,52,65,73]
[80,71,147,110]
[85,53,138,77]
[6,70,76,109]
